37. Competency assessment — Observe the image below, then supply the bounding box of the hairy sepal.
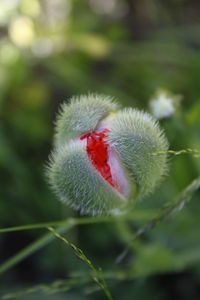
[55,94,119,148]
[47,141,126,216]
[108,108,169,198]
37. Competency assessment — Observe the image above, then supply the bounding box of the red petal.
[80,129,116,189]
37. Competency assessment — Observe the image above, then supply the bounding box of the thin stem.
[47,226,113,300]
[1,277,91,300]
[0,210,155,234]
[0,222,73,275]
[152,148,200,158]
[0,210,155,276]
[116,176,200,264]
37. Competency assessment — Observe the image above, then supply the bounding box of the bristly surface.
[46,141,127,216]
[108,108,169,198]
[54,93,119,147]
[47,94,169,215]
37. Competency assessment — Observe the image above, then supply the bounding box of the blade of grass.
[47,226,113,300]
[0,210,156,276]
[116,176,200,263]
[1,277,91,300]
[0,222,73,275]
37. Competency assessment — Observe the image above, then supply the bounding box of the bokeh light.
[9,16,35,48]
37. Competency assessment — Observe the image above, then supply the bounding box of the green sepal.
[108,108,169,198]
[47,141,127,216]
[55,94,119,147]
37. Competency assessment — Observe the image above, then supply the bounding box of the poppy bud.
[47,94,168,216]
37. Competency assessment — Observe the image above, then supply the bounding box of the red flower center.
[80,129,116,189]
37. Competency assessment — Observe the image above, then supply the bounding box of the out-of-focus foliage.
[0,0,200,299]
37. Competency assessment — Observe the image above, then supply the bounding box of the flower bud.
[47,94,168,215]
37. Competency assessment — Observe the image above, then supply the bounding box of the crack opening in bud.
[80,129,129,198]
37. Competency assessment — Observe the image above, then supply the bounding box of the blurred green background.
[0,0,200,299]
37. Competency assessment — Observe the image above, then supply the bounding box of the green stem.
[47,226,113,300]
[0,210,155,234]
[0,222,73,275]
[116,176,200,263]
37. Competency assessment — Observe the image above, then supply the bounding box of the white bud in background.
[150,89,181,120]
